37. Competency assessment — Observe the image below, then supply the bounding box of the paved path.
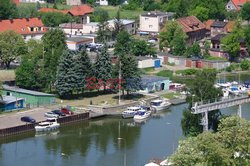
[0,107,52,129]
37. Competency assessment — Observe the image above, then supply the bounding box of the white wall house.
[139,11,174,34]
[98,0,108,5]
[66,37,93,50]
[20,0,45,3]
[107,19,136,34]
[59,22,99,35]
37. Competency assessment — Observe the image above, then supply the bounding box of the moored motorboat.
[122,106,141,119]
[150,99,171,112]
[35,118,60,132]
[133,110,151,121]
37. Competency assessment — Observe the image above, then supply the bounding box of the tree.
[222,27,243,62]
[171,116,250,165]
[17,3,38,18]
[55,50,78,98]
[40,12,73,27]
[114,31,133,57]
[241,2,250,21]
[112,10,124,40]
[190,0,226,20]
[185,42,201,57]
[94,47,112,90]
[0,0,18,19]
[181,69,223,136]
[97,21,111,43]
[42,29,66,91]
[189,6,209,22]
[240,59,249,70]
[159,21,187,55]
[244,26,250,51]
[131,40,156,57]
[143,0,160,11]
[91,7,109,23]
[15,40,46,90]
[0,31,26,68]
[74,47,92,93]
[165,0,189,17]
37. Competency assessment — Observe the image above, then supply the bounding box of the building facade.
[108,19,136,35]
[226,0,250,11]
[2,85,56,108]
[0,96,24,112]
[66,37,93,50]
[177,16,206,44]
[139,11,174,34]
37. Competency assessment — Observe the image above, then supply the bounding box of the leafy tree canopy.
[189,6,209,22]
[0,0,18,19]
[241,2,250,21]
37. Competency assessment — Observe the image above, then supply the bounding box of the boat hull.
[35,124,60,132]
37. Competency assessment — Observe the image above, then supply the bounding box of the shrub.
[240,59,249,70]
[176,69,198,76]
[156,70,173,79]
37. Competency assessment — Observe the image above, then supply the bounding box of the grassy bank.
[0,70,15,81]
[97,6,144,20]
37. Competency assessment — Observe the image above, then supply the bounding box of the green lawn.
[19,3,70,10]
[97,6,144,20]
[161,92,181,100]
[142,67,155,73]
[155,70,173,79]
[205,56,227,61]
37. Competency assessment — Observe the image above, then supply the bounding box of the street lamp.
[117,137,126,166]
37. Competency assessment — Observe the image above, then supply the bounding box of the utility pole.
[119,60,121,105]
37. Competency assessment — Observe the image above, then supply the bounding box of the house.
[2,85,55,108]
[66,0,85,5]
[0,18,47,41]
[226,0,250,11]
[139,75,171,93]
[209,34,229,58]
[19,0,45,3]
[39,5,94,24]
[59,22,99,35]
[210,21,228,37]
[66,37,93,50]
[177,16,206,44]
[0,96,24,112]
[68,5,94,24]
[108,19,136,34]
[139,11,174,34]
[204,19,215,37]
[96,0,108,5]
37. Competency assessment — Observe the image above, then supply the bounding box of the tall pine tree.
[94,47,112,90]
[55,50,78,98]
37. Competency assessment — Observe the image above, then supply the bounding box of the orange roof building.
[38,8,69,14]
[176,16,206,43]
[68,5,94,16]
[226,0,250,11]
[0,18,47,41]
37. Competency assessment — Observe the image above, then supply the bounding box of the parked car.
[52,109,66,117]
[21,116,36,123]
[44,112,59,118]
[61,107,74,115]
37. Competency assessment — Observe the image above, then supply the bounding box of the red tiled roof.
[177,16,206,33]
[231,0,250,10]
[12,0,20,5]
[38,8,69,14]
[204,19,215,30]
[0,18,47,35]
[68,5,94,16]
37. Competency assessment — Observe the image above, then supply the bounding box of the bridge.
[191,95,250,131]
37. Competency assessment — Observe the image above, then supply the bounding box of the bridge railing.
[192,94,248,107]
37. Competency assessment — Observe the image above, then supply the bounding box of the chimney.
[26,17,29,21]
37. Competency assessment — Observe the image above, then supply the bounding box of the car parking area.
[0,107,54,129]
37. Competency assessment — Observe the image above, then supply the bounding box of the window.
[149,25,153,28]
[30,27,34,31]
[145,18,149,21]
[132,24,134,28]
[38,27,41,31]
[6,92,10,96]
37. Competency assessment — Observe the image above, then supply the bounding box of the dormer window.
[38,27,41,31]
[30,27,34,32]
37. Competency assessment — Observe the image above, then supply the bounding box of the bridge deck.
[191,95,250,114]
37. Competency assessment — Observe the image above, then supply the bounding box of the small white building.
[96,0,108,6]
[59,22,99,35]
[66,37,93,50]
[139,11,174,34]
[108,19,136,34]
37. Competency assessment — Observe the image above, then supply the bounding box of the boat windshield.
[137,111,145,115]
[127,107,140,111]
[151,101,161,106]
[38,123,50,126]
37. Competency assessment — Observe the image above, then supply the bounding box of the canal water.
[0,73,250,166]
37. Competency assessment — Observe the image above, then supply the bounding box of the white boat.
[122,106,141,119]
[150,99,171,112]
[222,88,229,98]
[228,86,240,96]
[35,118,60,132]
[217,82,232,88]
[133,110,151,121]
